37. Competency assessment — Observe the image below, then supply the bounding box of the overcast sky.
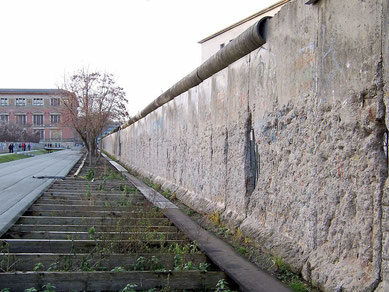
[0,0,278,115]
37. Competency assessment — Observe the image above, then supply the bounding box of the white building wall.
[200,6,284,63]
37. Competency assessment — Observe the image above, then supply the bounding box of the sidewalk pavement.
[0,150,36,156]
[0,149,82,236]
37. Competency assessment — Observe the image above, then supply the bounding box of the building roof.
[198,0,290,44]
[0,89,69,95]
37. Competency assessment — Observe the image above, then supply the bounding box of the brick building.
[0,89,79,146]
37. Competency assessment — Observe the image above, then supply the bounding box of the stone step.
[4,231,185,240]
[9,224,178,233]
[16,216,171,226]
[28,204,144,212]
[23,210,165,218]
[0,239,187,253]
[35,198,145,206]
[0,271,225,291]
[0,253,211,271]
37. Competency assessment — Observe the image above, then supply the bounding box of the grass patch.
[100,149,117,162]
[0,153,30,164]
[31,149,48,155]
[290,280,310,292]
[104,170,125,181]
[0,149,55,164]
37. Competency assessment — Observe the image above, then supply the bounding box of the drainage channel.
[0,156,230,291]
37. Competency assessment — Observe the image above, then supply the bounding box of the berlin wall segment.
[102,0,388,291]
[380,0,389,291]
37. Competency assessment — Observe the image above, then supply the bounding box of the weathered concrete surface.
[243,1,386,291]
[0,150,82,236]
[378,0,389,291]
[102,0,388,290]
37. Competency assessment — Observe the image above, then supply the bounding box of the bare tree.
[0,122,40,142]
[61,68,128,165]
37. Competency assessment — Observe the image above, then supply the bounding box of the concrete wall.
[102,0,388,290]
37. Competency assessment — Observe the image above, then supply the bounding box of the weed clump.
[209,211,221,226]
[85,168,95,181]
[215,279,237,292]
[120,284,137,292]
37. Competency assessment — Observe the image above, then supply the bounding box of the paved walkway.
[0,150,36,156]
[0,149,82,236]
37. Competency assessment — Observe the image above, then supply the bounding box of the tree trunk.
[87,132,92,167]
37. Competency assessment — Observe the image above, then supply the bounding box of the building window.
[0,98,8,106]
[34,129,45,140]
[0,114,9,123]
[50,98,61,106]
[50,129,62,140]
[32,98,44,106]
[16,98,26,106]
[33,114,44,126]
[50,114,60,125]
[15,114,27,125]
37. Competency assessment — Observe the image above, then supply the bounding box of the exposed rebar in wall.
[384,130,389,169]
[116,16,271,132]
[250,129,258,189]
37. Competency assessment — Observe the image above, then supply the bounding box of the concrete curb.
[0,150,82,237]
[0,180,53,237]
